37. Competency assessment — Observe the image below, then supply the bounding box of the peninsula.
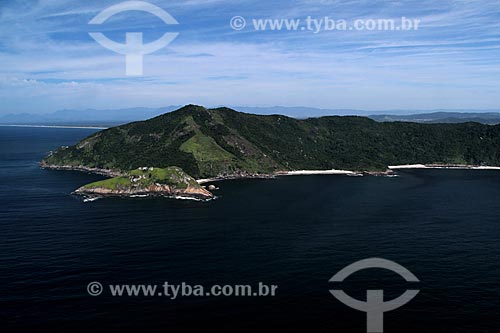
[72,166,214,201]
[41,105,500,199]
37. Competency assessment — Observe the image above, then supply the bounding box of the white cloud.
[1,0,500,113]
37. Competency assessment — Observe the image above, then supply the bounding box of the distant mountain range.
[2,106,500,125]
[0,107,181,126]
[369,112,500,125]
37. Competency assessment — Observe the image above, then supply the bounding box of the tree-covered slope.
[42,105,500,178]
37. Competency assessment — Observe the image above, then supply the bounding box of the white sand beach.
[389,164,500,170]
[388,164,427,169]
[197,178,221,184]
[278,169,355,175]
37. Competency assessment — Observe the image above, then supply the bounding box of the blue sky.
[1,0,500,114]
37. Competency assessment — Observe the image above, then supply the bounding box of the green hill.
[73,166,213,200]
[42,105,500,179]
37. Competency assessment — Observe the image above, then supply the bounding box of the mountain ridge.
[41,105,500,180]
[4,106,500,125]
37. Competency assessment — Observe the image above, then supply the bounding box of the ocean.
[1,126,499,332]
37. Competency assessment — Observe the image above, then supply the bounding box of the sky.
[1,0,500,114]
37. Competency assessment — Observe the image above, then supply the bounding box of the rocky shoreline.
[40,162,214,201]
[74,183,214,201]
[198,169,396,184]
[196,173,276,184]
[40,161,124,177]
[195,164,500,184]
[40,165,394,185]
[42,161,500,202]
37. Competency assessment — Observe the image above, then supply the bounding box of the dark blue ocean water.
[1,126,500,332]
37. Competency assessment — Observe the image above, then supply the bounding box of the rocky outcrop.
[74,183,214,201]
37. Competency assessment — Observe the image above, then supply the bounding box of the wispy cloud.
[1,0,500,113]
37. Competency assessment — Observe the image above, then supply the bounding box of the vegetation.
[83,166,199,191]
[44,105,500,178]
